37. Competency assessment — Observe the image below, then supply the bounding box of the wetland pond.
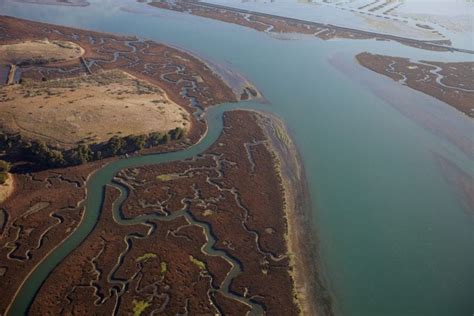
[1,0,473,315]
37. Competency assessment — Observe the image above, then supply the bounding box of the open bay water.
[1,1,473,315]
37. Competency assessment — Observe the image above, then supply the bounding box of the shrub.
[71,144,92,164]
[0,160,11,173]
[104,136,126,156]
[125,135,147,152]
[148,132,165,147]
[169,127,184,140]
[0,172,7,185]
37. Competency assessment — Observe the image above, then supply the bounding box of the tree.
[94,150,103,160]
[105,136,126,156]
[169,127,184,140]
[0,133,7,150]
[0,160,10,185]
[47,149,66,167]
[125,135,147,152]
[73,144,93,164]
[148,132,164,147]
[162,133,170,144]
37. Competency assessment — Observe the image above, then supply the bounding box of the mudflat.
[356,52,474,118]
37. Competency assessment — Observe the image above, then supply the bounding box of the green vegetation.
[0,172,8,185]
[135,253,157,262]
[156,174,180,182]
[0,126,185,169]
[189,255,206,270]
[169,127,184,140]
[148,131,167,146]
[0,160,11,185]
[160,262,168,274]
[0,160,10,173]
[132,299,151,316]
[74,144,93,164]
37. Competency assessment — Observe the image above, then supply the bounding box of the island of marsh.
[356,52,474,118]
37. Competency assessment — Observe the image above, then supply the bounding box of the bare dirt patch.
[0,70,190,149]
[0,39,84,65]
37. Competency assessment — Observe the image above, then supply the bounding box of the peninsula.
[0,16,330,316]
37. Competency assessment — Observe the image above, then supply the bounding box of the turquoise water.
[1,1,473,315]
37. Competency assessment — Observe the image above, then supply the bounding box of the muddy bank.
[258,112,333,316]
[330,52,474,161]
[434,154,474,216]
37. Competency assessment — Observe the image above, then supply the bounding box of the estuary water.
[1,1,473,315]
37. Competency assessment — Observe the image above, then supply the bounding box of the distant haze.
[397,0,474,16]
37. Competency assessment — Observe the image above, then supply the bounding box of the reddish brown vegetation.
[356,52,474,118]
[30,185,245,314]
[0,162,102,313]
[31,110,301,314]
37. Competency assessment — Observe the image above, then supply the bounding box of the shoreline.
[257,111,333,316]
[147,0,474,54]
[355,52,474,119]
[329,52,474,161]
[162,41,265,103]
[12,0,90,7]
